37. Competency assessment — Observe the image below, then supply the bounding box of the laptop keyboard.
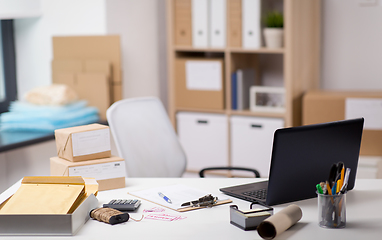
[242,189,267,200]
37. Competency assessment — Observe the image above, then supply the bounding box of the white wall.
[321,0,382,90]
[14,0,168,104]
[14,0,107,100]
[106,0,161,100]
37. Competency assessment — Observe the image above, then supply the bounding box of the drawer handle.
[251,124,262,128]
[197,120,208,124]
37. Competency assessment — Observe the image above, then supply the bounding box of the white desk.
[1,178,382,239]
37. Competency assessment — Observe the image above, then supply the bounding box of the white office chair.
[106,97,187,177]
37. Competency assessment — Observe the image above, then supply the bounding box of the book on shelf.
[236,68,256,110]
[231,71,238,110]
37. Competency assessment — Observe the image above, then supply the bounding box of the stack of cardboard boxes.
[50,123,126,191]
[51,35,123,121]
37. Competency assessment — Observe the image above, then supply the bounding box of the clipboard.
[128,184,232,212]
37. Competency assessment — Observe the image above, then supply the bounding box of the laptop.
[220,118,364,206]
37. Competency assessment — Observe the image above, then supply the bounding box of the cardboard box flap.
[52,59,83,73]
[22,176,85,185]
[84,60,111,75]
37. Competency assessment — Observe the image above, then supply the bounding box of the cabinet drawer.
[230,116,284,177]
[177,112,228,171]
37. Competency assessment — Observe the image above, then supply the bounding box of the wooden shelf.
[174,46,284,54]
[175,107,226,114]
[167,0,321,174]
[227,109,286,118]
[174,46,226,52]
[229,47,285,54]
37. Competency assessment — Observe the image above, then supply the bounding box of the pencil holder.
[317,192,346,228]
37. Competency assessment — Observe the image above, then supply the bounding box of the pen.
[340,165,345,189]
[158,192,172,204]
[326,181,332,195]
[340,168,351,194]
[316,184,323,194]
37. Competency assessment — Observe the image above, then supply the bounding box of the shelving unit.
[166,0,321,175]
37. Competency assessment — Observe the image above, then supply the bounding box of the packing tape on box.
[257,204,302,240]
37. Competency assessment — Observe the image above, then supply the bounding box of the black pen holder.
[317,192,346,228]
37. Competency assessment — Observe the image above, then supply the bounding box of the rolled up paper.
[257,204,302,240]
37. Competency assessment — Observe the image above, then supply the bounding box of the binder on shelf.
[228,0,242,47]
[192,0,209,47]
[242,0,262,48]
[209,0,226,48]
[174,0,192,46]
[231,72,238,110]
[237,69,256,110]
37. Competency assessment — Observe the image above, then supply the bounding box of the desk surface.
[1,178,382,239]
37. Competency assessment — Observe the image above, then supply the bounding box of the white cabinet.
[176,112,228,172]
[230,116,284,177]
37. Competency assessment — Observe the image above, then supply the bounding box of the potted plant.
[263,11,284,48]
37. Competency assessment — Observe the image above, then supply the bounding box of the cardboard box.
[52,59,112,121]
[77,73,111,121]
[50,156,126,191]
[52,35,123,113]
[52,35,122,84]
[0,194,97,236]
[175,58,224,110]
[303,90,382,156]
[54,123,111,162]
[0,177,98,236]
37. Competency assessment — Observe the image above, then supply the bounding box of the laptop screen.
[266,118,364,205]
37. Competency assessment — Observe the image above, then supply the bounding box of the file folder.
[228,0,242,47]
[209,0,226,48]
[174,0,192,46]
[192,0,209,47]
[242,0,261,48]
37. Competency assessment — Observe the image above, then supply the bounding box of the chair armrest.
[199,167,260,178]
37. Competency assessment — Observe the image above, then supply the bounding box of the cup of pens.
[316,162,350,229]
[317,191,346,228]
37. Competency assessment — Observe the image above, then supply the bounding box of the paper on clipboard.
[185,61,222,91]
[128,184,231,212]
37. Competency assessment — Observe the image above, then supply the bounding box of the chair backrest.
[106,97,187,177]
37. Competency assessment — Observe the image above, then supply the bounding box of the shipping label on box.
[55,123,111,162]
[303,91,382,156]
[68,161,125,181]
[345,98,382,130]
[71,128,110,157]
[50,156,126,191]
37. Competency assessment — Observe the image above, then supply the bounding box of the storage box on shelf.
[230,116,284,177]
[177,112,228,172]
[167,0,321,175]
